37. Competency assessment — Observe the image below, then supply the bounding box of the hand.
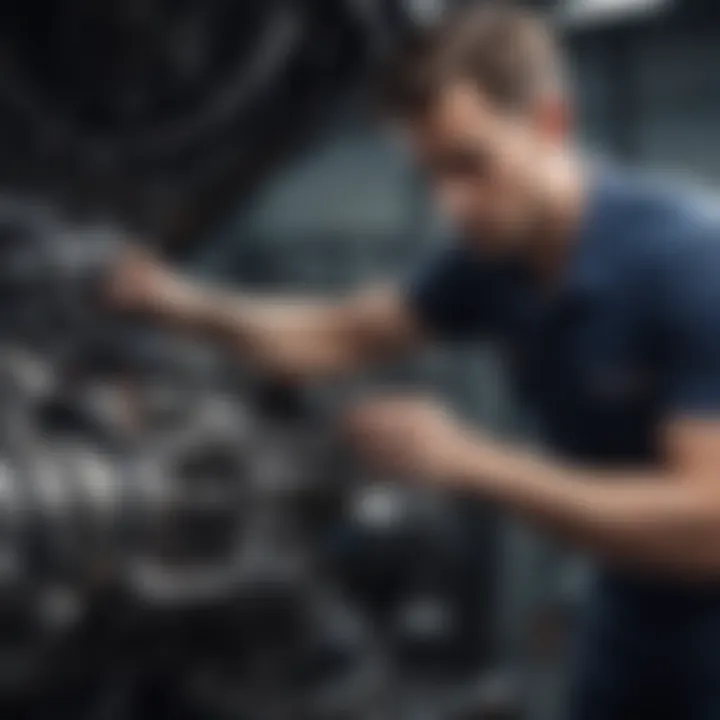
[344,395,476,483]
[105,247,194,318]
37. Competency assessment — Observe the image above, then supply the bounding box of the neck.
[527,150,588,289]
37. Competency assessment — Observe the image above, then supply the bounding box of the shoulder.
[604,168,720,292]
[405,241,511,340]
[619,174,720,338]
[626,170,719,247]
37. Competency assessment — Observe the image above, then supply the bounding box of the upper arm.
[654,226,720,476]
[657,229,720,417]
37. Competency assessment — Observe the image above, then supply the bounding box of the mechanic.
[108,4,720,718]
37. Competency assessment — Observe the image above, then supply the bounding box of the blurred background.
[0,1,716,718]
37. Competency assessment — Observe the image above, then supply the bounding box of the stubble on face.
[404,82,549,258]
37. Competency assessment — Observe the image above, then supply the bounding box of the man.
[109,4,720,718]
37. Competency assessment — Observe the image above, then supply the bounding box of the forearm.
[160,282,361,378]
[112,251,423,379]
[451,437,720,576]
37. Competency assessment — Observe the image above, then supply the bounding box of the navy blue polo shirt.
[407,167,720,715]
[407,165,720,467]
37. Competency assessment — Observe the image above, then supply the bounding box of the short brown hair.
[374,3,564,119]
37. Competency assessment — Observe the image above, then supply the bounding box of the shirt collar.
[562,162,621,302]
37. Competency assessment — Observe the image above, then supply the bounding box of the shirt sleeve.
[404,245,499,342]
[656,229,720,415]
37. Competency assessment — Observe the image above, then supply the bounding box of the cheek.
[498,126,540,184]
[495,148,541,217]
